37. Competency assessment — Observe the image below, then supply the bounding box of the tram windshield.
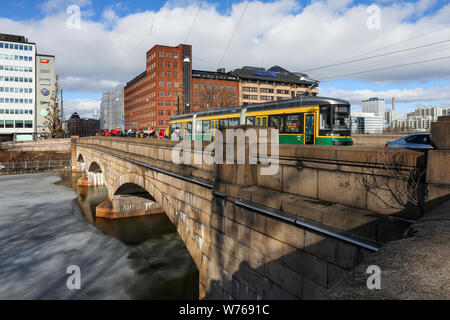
[333,105,351,131]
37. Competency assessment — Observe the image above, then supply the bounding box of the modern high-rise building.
[361,97,385,133]
[0,34,36,141]
[362,97,385,117]
[385,108,397,126]
[100,84,124,130]
[0,33,56,141]
[35,54,56,137]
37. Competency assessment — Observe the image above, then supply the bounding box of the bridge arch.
[76,154,86,171]
[110,172,201,266]
[88,161,102,173]
[86,160,105,186]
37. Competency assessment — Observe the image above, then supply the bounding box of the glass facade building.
[0,34,36,141]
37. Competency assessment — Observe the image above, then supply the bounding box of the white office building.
[351,112,384,134]
[392,106,444,131]
[385,108,397,127]
[360,97,385,133]
[35,54,56,137]
[100,84,124,130]
[0,34,36,141]
[362,97,385,117]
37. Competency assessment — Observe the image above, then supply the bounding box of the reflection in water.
[56,172,199,300]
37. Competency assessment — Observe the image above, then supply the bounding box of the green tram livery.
[168,96,353,145]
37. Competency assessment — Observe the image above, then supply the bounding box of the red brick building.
[124,44,240,130]
[192,70,239,112]
[124,44,192,130]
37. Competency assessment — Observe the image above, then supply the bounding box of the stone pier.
[96,195,164,219]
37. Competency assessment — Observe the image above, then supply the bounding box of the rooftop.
[231,65,316,85]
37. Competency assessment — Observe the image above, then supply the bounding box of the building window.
[166,110,171,116]
[166,52,171,58]
[174,53,179,59]
[166,71,171,78]
[159,51,164,58]
[166,62,171,68]
[166,101,171,106]
[159,81,164,87]
[173,62,178,68]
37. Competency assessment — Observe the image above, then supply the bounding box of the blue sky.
[1,0,450,118]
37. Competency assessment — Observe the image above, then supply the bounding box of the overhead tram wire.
[303,38,450,73]
[111,0,161,73]
[299,24,450,73]
[319,55,450,81]
[346,24,450,59]
[184,0,205,43]
[312,42,450,79]
[218,1,250,68]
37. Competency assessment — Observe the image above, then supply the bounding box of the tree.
[357,151,427,215]
[196,80,238,111]
[43,74,64,139]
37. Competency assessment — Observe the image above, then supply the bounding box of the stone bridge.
[71,124,450,299]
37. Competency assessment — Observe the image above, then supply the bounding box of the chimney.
[217,68,225,73]
[392,97,395,112]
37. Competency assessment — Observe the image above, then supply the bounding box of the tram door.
[304,114,315,144]
[212,120,219,140]
[256,116,268,127]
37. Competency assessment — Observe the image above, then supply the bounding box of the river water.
[0,172,198,300]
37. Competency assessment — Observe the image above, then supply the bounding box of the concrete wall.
[352,133,407,146]
[1,138,71,152]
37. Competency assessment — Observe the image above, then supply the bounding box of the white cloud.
[63,99,100,119]
[1,0,450,117]
[321,85,450,107]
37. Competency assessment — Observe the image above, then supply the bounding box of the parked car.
[0,164,5,170]
[385,133,434,150]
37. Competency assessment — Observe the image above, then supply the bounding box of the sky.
[1,0,450,119]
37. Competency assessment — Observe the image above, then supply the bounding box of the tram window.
[246,117,255,126]
[187,122,192,133]
[286,114,303,134]
[195,121,203,133]
[202,120,211,134]
[269,115,287,132]
[229,118,239,127]
[333,106,351,131]
[319,106,332,130]
[219,119,229,128]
